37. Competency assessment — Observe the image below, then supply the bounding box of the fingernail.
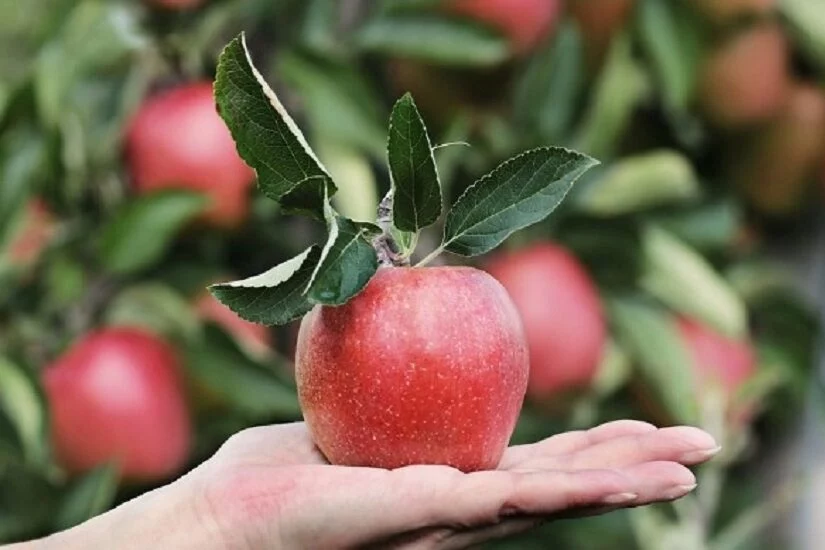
[601,492,638,505]
[681,445,722,463]
[664,484,697,500]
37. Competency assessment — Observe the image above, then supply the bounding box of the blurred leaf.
[441,147,598,257]
[652,200,741,251]
[34,0,145,128]
[54,463,118,531]
[609,297,700,425]
[433,114,472,188]
[0,357,48,467]
[315,139,379,222]
[100,191,207,275]
[593,339,633,397]
[210,246,321,326]
[186,326,301,419]
[750,290,818,379]
[278,51,387,159]
[44,255,86,308]
[575,33,649,159]
[514,21,584,143]
[780,0,825,74]
[0,127,49,247]
[576,150,700,216]
[306,197,379,305]
[559,216,644,289]
[104,284,200,342]
[388,93,442,233]
[641,226,747,338]
[215,33,334,217]
[356,15,510,66]
[0,463,58,541]
[637,0,705,116]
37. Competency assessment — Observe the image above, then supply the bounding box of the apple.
[445,0,562,54]
[125,82,255,227]
[676,317,756,422]
[569,0,636,69]
[43,327,191,481]
[485,243,606,401]
[4,199,55,268]
[731,84,825,217]
[692,0,775,24]
[195,289,272,358]
[698,23,789,128]
[295,266,529,472]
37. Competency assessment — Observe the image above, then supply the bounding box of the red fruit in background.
[698,24,789,128]
[5,199,55,267]
[692,0,775,24]
[446,0,562,54]
[43,328,191,481]
[125,82,255,227]
[732,84,825,217]
[296,266,528,472]
[569,0,636,69]
[195,291,272,358]
[485,244,606,400]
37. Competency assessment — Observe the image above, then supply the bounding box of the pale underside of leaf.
[443,147,599,256]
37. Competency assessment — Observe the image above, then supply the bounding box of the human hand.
[22,420,718,550]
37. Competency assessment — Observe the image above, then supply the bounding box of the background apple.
[43,327,191,481]
[445,0,562,54]
[569,0,636,70]
[295,266,529,472]
[692,0,775,24]
[125,82,255,228]
[698,23,789,128]
[485,243,606,401]
[5,199,55,268]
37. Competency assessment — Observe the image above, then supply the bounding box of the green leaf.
[210,246,322,326]
[609,297,700,425]
[215,33,335,217]
[278,52,387,159]
[652,200,741,251]
[0,127,49,247]
[186,326,301,419]
[0,357,48,467]
[54,463,118,531]
[356,15,510,66]
[100,190,207,275]
[104,284,200,342]
[780,0,825,75]
[514,21,585,142]
[641,226,747,338]
[575,33,650,159]
[388,93,442,233]
[442,147,598,256]
[314,138,379,223]
[576,150,700,216]
[306,199,379,306]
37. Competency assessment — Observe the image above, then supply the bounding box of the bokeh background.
[1,0,824,548]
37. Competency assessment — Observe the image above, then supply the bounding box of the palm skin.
[192,420,719,549]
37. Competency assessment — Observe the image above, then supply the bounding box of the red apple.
[732,84,825,217]
[43,327,191,481]
[195,290,272,358]
[446,0,562,54]
[125,82,255,227]
[485,244,606,400]
[692,0,775,24]
[698,23,789,128]
[676,317,756,422]
[5,199,55,268]
[569,0,636,69]
[295,266,529,472]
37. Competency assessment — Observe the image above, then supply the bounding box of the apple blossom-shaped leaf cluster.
[210,33,599,325]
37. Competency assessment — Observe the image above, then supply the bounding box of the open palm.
[194,420,719,549]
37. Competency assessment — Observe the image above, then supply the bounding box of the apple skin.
[295,266,529,472]
[195,290,272,358]
[125,82,255,228]
[732,84,825,217]
[6,199,55,268]
[446,0,562,54]
[43,327,191,481]
[692,0,775,24]
[569,0,636,69]
[485,244,606,400]
[698,24,789,128]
